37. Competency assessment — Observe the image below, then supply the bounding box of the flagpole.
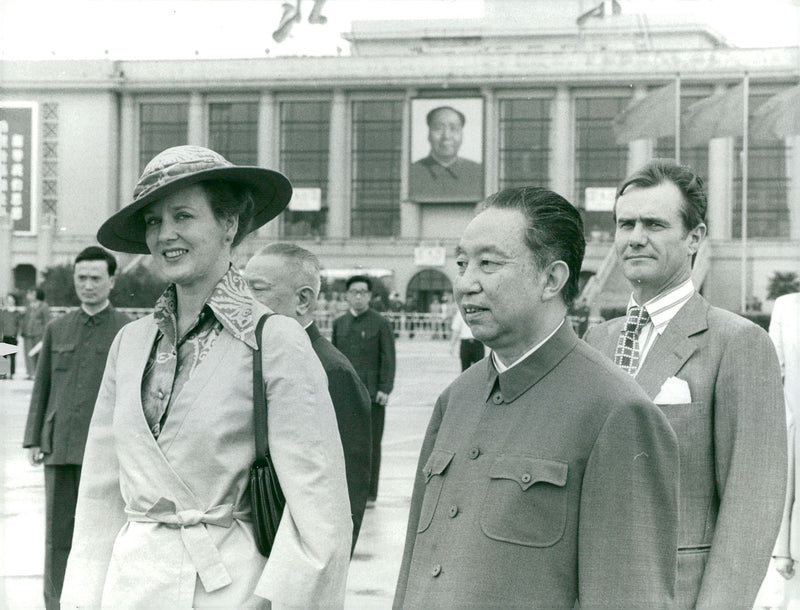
[674,73,681,163]
[740,73,750,313]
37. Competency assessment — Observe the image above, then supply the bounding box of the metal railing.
[36,308,601,340]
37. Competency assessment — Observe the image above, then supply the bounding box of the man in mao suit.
[395,186,680,609]
[767,292,800,605]
[22,287,50,377]
[332,274,396,504]
[584,159,787,609]
[244,243,372,550]
[409,105,484,203]
[22,246,130,610]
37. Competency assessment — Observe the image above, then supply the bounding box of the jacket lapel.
[634,293,708,400]
[157,330,236,452]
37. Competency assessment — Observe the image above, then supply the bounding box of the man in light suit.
[584,159,787,609]
[244,243,372,552]
[395,186,680,608]
[768,292,800,606]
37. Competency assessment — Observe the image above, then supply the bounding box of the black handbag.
[249,313,285,557]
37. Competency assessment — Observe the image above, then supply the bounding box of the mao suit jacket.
[770,293,800,561]
[22,306,131,464]
[584,293,787,609]
[394,322,680,609]
[408,155,484,203]
[331,309,396,402]
[307,321,372,550]
[22,300,50,339]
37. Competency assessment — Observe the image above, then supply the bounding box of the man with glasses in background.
[333,275,396,507]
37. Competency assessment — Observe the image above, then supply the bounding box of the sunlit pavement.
[0,339,459,609]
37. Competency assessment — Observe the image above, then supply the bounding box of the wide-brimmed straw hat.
[97,145,292,254]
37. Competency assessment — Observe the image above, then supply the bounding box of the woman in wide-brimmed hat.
[61,146,352,609]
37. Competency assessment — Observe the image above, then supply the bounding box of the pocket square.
[654,376,691,404]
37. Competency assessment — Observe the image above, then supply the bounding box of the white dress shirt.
[628,278,695,371]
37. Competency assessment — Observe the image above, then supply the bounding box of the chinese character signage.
[0,103,38,233]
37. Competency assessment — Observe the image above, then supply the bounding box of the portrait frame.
[409,97,484,203]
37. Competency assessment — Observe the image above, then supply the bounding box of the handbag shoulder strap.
[253,313,273,460]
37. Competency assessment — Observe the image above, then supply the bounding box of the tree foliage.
[767,271,800,301]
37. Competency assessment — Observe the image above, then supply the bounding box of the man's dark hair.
[346,275,372,291]
[34,287,45,301]
[481,186,585,306]
[615,158,707,232]
[426,105,466,128]
[75,246,118,276]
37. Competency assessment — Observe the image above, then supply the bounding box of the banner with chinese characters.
[0,103,38,234]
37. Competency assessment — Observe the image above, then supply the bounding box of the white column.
[549,86,572,199]
[400,88,421,239]
[328,90,349,239]
[482,87,498,196]
[626,86,652,175]
[257,91,280,239]
[627,140,653,176]
[0,214,12,297]
[707,138,733,240]
[187,92,204,146]
[789,135,800,239]
[118,93,137,213]
[36,213,55,282]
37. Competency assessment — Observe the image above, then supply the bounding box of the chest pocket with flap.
[416,449,455,533]
[52,343,76,371]
[481,455,568,547]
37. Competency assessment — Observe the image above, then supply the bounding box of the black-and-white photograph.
[2,0,800,608]
[409,98,485,202]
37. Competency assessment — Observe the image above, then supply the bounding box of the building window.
[139,103,188,172]
[498,98,550,189]
[575,96,629,240]
[733,94,789,238]
[654,95,710,184]
[280,101,330,238]
[351,101,402,237]
[208,102,258,165]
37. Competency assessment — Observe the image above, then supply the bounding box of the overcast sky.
[0,0,797,61]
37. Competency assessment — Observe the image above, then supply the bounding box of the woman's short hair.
[200,180,256,247]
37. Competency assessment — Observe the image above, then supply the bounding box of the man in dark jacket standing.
[22,246,130,610]
[22,287,50,377]
[333,274,396,505]
[244,243,372,550]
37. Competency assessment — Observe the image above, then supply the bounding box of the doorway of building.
[406,269,453,313]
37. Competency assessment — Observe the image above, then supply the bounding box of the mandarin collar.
[153,266,260,350]
[78,304,111,326]
[484,321,579,405]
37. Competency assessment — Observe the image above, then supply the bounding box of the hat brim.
[97,166,292,254]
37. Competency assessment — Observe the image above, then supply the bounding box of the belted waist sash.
[126,497,251,592]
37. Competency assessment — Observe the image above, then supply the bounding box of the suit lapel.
[634,293,708,399]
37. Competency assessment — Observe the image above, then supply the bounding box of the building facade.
[2,3,798,312]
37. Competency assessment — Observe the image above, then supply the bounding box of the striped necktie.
[614,305,650,375]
